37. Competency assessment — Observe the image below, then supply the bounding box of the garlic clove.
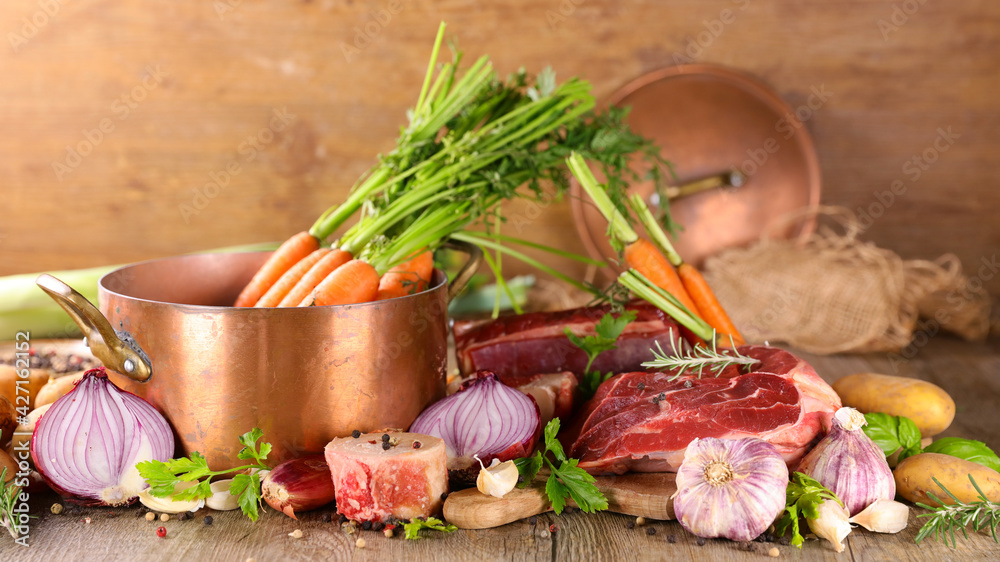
[475,456,519,499]
[138,481,205,514]
[807,499,851,553]
[849,499,909,533]
[206,479,240,511]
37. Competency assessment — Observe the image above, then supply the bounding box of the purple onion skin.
[797,408,895,516]
[30,367,175,505]
[674,438,788,542]
[410,371,540,472]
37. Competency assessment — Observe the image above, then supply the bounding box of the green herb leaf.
[774,472,842,548]
[924,438,1000,472]
[403,517,458,539]
[863,412,922,457]
[545,473,569,515]
[566,310,636,400]
[914,474,1000,547]
[237,428,268,462]
[135,460,182,498]
[514,452,543,488]
[231,472,263,522]
[544,418,566,464]
[552,459,608,513]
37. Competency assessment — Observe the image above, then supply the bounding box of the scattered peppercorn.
[351,430,361,438]
[667,534,677,544]
[289,529,303,539]
[145,512,156,522]
[684,380,693,388]
[626,520,635,530]
[412,441,422,449]
[339,514,348,524]
[356,537,366,548]
[652,397,660,405]
[383,528,394,538]
[373,521,385,532]
[159,513,170,522]
[549,524,558,534]
[177,513,189,521]
[778,536,791,546]
[737,541,754,551]
[50,503,64,515]
[540,529,550,539]
[83,517,92,524]
[322,513,333,523]
[696,537,706,546]
[645,527,656,536]
[362,521,372,531]
[204,516,214,526]
[382,433,390,443]
[636,382,645,391]
[528,516,537,525]
[156,526,166,538]
[658,392,666,401]
[440,492,449,502]
[635,516,646,526]
[763,533,775,543]
[768,547,780,558]
[382,441,391,450]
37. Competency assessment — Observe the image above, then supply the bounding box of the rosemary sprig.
[0,468,29,540]
[914,475,1000,547]
[641,331,759,380]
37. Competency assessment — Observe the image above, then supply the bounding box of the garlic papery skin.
[206,479,240,511]
[138,482,205,514]
[808,499,851,553]
[673,437,789,541]
[849,499,909,533]
[475,456,518,499]
[797,407,895,516]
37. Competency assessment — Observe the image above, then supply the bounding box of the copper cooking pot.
[37,243,480,470]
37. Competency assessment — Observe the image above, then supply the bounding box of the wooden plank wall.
[1,0,998,296]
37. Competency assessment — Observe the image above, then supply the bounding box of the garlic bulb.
[849,499,909,533]
[673,437,789,541]
[797,407,895,515]
[807,499,851,552]
[475,456,518,499]
[206,479,241,511]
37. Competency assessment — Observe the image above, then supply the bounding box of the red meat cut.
[454,301,687,387]
[566,346,841,474]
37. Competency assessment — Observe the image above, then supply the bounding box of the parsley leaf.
[566,310,637,400]
[773,472,842,548]
[515,418,608,515]
[135,427,272,522]
[403,517,458,539]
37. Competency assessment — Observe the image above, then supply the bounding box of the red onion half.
[31,367,174,505]
[410,371,539,483]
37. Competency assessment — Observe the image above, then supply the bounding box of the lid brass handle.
[35,274,153,382]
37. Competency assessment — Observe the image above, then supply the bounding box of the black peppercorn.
[373,522,385,531]
[382,433,390,443]
[652,396,660,405]
[666,534,676,544]
[636,382,645,391]
[382,441,391,450]
[645,527,656,536]
[626,520,636,530]
[696,537,706,546]
[362,520,372,531]
[779,536,791,546]
[203,515,214,526]
[351,430,361,438]
[322,513,332,523]
[528,516,537,525]
[177,512,189,521]
[339,514,348,524]
[440,492,449,502]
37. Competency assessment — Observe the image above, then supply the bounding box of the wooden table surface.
[2,336,998,561]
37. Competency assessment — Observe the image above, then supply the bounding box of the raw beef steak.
[325,432,448,522]
[454,301,687,386]
[566,346,841,474]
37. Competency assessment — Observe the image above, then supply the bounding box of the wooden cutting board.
[443,472,676,529]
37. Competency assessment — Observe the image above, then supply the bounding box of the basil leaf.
[924,438,1000,472]
[897,416,923,450]
[863,412,904,455]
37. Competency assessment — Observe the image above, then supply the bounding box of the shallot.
[31,367,174,505]
[797,407,895,516]
[672,437,788,541]
[262,455,336,519]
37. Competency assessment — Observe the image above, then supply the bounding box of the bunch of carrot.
[566,152,744,346]
[234,23,677,310]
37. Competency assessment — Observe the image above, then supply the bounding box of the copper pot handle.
[35,274,153,382]
[441,239,483,302]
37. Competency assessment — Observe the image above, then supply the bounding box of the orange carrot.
[678,263,745,346]
[254,248,330,308]
[376,250,434,300]
[302,259,379,307]
[234,231,320,307]
[280,249,353,307]
[624,239,701,317]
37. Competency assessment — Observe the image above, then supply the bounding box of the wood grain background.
[1,0,998,296]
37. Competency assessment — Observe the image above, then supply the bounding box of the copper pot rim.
[98,251,449,312]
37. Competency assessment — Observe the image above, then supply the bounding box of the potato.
[0,449,17,483]
[832,372,955,437]
[33,371,85,408]
[0,396,16,447]
[0,364,51,410]
[894,453,1000,507]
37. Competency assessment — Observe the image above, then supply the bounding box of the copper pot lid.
[571,64,821,273]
